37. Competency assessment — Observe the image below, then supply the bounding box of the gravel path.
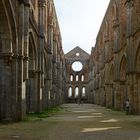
[0,104,140,140]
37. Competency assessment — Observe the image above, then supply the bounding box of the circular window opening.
[76,52,80,56]
[72,61,83,71]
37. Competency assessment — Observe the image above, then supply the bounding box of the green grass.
[25,106,63,121]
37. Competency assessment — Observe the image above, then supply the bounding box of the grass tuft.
[24,106,62,122]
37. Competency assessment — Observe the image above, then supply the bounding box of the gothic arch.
[0,1,12,52]
[120,56,126,81]
[29,31,38,70]
[0,0,17,120]
[47,1,53,25]
[110,2,118,41]
[0,0,17,53]
[112,2,118,21]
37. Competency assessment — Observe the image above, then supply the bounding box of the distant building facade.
[65,47,89,103]
[0,0,66,121]
[89,0,140,114]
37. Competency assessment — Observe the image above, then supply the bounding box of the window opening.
[82,87,86,97]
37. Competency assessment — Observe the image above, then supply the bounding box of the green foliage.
[25,106,62,121]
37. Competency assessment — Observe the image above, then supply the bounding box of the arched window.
[68,87,72,97]
[70,75,73,81]
[82,87,86,97]
[76,75,78,81]
[81,75,84,81]
[75,87,79,97]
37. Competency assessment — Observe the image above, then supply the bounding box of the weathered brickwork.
[89,0,140,114]
[0,0,65,121]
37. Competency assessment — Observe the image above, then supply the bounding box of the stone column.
[38,0,46,111]
[113,19,121,110]
[57,55,61,105]
[17,1,26,120]
[52,33,57,106]
[23,0,30,81]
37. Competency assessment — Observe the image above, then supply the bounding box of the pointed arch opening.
[75,87,79,98]
[81,75,84,81]
[82,87,86,97]
[70,75,74,81]
[68,87,72,98]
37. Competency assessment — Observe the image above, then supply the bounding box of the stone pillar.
[57,57,61,105]
[47,11,54,107]
[23,0,30,81]
[17,1,26,121]
[114,82,121,110]
[113,18,121,110]
[52,33,58,106]
[38,0,46,111]
[47,52,53,108]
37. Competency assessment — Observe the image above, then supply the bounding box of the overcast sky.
[54,0,110,54]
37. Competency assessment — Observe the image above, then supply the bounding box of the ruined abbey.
[0,0,139,121]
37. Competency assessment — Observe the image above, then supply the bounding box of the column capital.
[18,0,30,7]
[125,0,133,8]
[38,0,46,7]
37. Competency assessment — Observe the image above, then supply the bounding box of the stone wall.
[89,0,140,114]
[0,0,66,121]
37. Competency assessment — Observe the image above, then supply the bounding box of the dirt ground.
[0,104,140,140]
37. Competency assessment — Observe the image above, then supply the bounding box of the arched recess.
[109,4,118,59]
[26,31,38,113]
[82,87,86,97]
[112,3,118,21]
[0,0,17,53]
[119,55,127,110]
[0,0,17,120]
[120,56,126,82]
